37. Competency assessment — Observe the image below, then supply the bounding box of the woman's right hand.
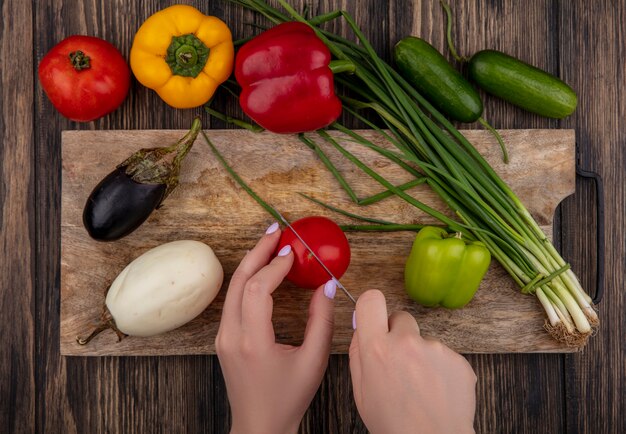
[350,290,477,434]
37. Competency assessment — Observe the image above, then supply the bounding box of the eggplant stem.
[77,321,112,345]
[119,117,202,203]
[77,309,126,345]
[173,117,202,166]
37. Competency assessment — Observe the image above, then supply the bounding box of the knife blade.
[272,208,357,305]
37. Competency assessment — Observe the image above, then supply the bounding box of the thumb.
[299,279,336,363]
[349,330,363,409]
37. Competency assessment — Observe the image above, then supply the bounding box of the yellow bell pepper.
[130,5,234,109]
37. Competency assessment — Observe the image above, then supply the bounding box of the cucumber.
[468,50,577,119]
[394,36,483,123]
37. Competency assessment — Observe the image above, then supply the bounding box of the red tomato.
[38,35,130,122]
[276,216,351,289]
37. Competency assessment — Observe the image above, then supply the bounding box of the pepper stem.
[166,34,210,78]
[69,50,91,71]
[329,59,356,74]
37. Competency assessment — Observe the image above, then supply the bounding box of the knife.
[272,207,357,305]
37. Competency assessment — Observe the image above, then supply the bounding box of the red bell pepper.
[235,22,347,134]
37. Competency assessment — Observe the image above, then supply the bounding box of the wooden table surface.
[1,0,624,433]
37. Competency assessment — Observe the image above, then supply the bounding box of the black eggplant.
[83,117,202,241]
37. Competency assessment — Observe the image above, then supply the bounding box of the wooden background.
[1,0,624,433]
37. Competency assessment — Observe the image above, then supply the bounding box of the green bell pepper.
[404,226,491,309]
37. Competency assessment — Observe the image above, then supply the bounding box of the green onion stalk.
[216,0,598,346]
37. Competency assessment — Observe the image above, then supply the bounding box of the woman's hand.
[216,223,336,434]
[350,290,477,434]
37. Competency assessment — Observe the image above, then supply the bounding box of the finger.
[355,289,389,344]
[349,330,363,409]
[388,311,421,337]
[299,280,336,363]
[221,223,282,328]
[422,335,441,345]
[240,246,294,343]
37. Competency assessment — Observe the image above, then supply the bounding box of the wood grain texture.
[558,1,626,433]
[60,128,576,356]
[0,0,617,433]
[0,0,35,432]
[32,1,235,432]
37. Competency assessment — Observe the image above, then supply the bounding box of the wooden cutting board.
[61,128,578,356]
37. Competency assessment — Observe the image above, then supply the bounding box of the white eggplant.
[78,240,223,344]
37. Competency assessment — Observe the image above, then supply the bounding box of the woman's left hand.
[216,222,337,434]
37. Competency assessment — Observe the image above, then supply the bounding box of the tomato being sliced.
[276,216,351,289]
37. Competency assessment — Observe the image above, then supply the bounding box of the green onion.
[220,0,598,346]
[201,130,282,222]
[204,106,264,132]
[298,192,395,225]
[341,224,427,232]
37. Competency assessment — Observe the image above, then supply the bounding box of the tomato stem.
[69,50,91,71]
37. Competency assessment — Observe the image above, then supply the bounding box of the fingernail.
[323,279,337,299]
[277,244,292,257]
[265,222,279,234]
[352,310,357,330]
